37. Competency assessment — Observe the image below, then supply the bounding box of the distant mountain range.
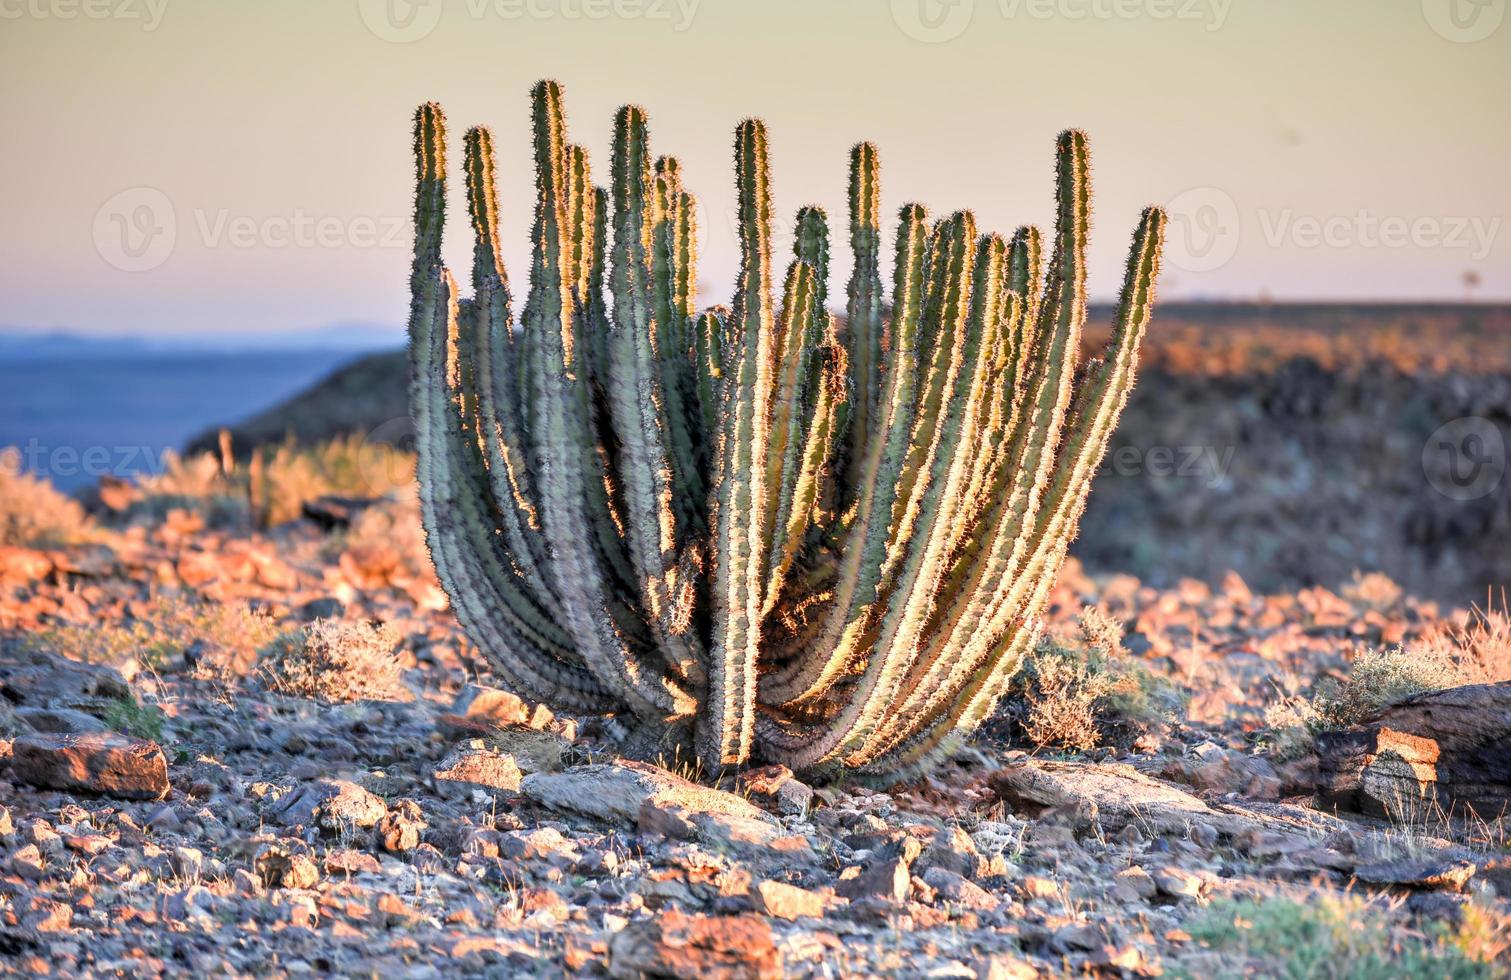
[0,322,404,361]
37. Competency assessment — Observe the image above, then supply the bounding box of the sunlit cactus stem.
[407,81,1166,780]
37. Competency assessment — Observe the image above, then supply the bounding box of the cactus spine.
[409,82,1166,780]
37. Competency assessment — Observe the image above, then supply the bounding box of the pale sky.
[1,0,1507,338]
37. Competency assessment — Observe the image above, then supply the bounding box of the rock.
[500,827,581,866]
[920,825,988,880]
[522,760,773,827]
[323,848,382,875]
[836,858,911,903]
[749,880,826,921]
[1164,748,1282,800]
[975,953,1040,979]
[434,746,523,793]
[608,909,782,980]
[439,684,532,736]
[1112,866,1157,899]
[379,799,426,853]
[921,867,997,910]
[10,732,168,800]
[734,765,814,817]
[271,779,388,834]
[254,841,320,889]
[172,846,205,880]
[13,706,110,734]
[0,648,131,707]
[987,760,1261,837]
[0,546,54,583]
[1354,857,1476,892]
[1316,683,1511,820]
[1151,867,1208,900]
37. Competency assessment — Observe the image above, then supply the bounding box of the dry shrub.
[1264,601,1510,756]
[1313,644,1470,730]
[0,447,94,546]
[1413,602,1511,685]
[112,437,416,530]
[34,593,278,674]
[260,618,409,704]
[1013,609,1182,752]
[251,436,415,526]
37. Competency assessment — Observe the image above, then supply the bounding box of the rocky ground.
[1,485,1509,977]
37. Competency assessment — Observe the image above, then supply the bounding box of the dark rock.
[1315,683,1511,820]
[10,732,168,800]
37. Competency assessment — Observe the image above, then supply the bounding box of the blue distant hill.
[0,323,402,362]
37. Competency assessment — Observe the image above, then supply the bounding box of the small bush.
[1314,644,1471,730]
[1012,609,1182,752]
[102,696,167,743]
[0,447,94,547]
[259,618,409,704]
[1180,891,1506,979]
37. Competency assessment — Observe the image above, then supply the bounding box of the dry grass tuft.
[259,618,409,704]
[0,447,95,547]
[32,593,279,675]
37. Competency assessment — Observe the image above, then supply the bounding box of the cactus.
[408,82,1166,781]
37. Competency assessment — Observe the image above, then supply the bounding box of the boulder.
[271,779,388,835]
[522,760,772,827]
[434,746,524,793]
[10,732,168,800]
[749,880,826,921]
[608,909,781,980]
[1315,683,1511,820]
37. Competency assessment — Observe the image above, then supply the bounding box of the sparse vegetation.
[102,694,167,743]
[109,435,415,530]
[0,447,95,547]
[1180,891,1508,979]
[1263,606,1511,756]
[30,593,278,674]
[1012,609,1182,752]
[259,618,409,704]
